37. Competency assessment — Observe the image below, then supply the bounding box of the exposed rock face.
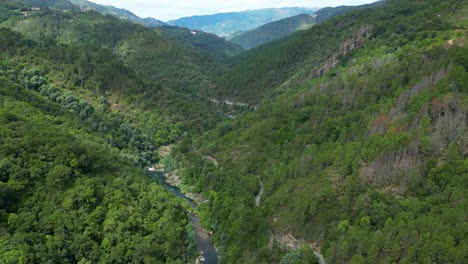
[270,232,326,264]
[154,145,207,204]
[314,25,373,77]
[278,25,373,93]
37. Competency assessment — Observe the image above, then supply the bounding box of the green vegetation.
[168,7,317,38]
[158,26,244,59]
[313,2,382,23]
[230,14,315,50]
[216,0,459,104]
[1,0,467,263]
[66,0,167,27]
[18,0,77,10]
[1,9,220,95]
[229,2,384,51]
[0,55,191,263]
[171,0,468,263]
[0,2,222,262]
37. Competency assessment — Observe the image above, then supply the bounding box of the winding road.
[314,251,326,264]
[255,177,264,207]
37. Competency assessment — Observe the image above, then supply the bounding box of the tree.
[46,165,72,189]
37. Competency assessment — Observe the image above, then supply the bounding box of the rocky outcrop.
[313,25,373,77]
[270,232,325,264]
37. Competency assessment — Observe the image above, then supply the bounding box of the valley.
[0,0,467,263]
[167,7,317,38]
[148,169,218,264]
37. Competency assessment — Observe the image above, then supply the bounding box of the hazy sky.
[90,0,377,21]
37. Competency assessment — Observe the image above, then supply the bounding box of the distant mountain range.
[229,2,385,49]
[230,14,315,49]
[16,1,385,53]
[1,0,466,263]
[167,7,318,38]
[16,1,383,45]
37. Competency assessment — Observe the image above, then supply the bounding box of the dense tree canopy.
[0,0,466,263]
[172,0,467,263]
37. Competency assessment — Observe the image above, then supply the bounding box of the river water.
[148,170,219,264]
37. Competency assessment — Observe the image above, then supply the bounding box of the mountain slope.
[230,14,315,49]
[17,0,77,9]
[0,27,194,262]
[171,0,468,263]
[1,0,467,263]
[229,1,385,51]
[0,6,238,100]
[16,0,165,27]
[168,7,317,38]
[214,0,444,104]
[68,0,166,27]
[314,1,384,23]
[215,10,376,104]
[158,25,244,59]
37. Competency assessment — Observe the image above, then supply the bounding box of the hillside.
[230,14,315,49]
[1,0,467,263]
[229,1,385,51]
[159,25,244,59]
[213,0,433,104]
[16,0,166,27]
[0,4,242,101]
[171,0,468,263]
[17,0,77,9]
[68,0,166,27]
[0,25,195,262]
[168,7,317,38]
[314,1,384,23]
[215,10,375,103]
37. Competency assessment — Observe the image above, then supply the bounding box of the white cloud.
[90,0,377,21]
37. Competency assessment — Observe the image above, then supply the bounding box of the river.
[148,170,219,264]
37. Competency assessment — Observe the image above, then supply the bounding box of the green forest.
[0,44,192,263]
[0,0,467,263]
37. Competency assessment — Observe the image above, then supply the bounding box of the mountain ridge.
[168,7,318,38]
[0,0,466,263]
[68,0,166,26]
[170,0,467,262]
[230,13,316,49]
[228,1,385,50]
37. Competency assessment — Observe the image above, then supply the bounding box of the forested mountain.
[214,8,376,103]
[229,1,385,50]
[313,1,384,23]
[18,0,77,9]
[1,0,467,263]
[0,2,227,261]
[230,14,315,49]
[1,3,242,98]
[17,0,166,27]
[214,0,455,104]
[67,0,166,27]
[158,25,244,59]
[0,21,193,264]
[170,0,467,263]
[168,7,317,38]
